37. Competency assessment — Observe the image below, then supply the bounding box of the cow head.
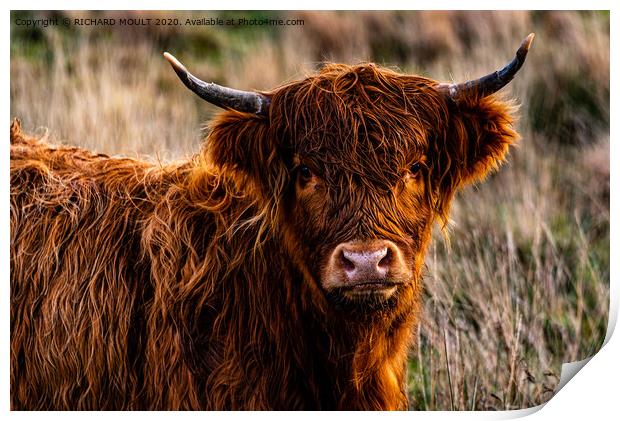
[165,34,533,315]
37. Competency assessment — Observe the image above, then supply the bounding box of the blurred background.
[10,10,609,410]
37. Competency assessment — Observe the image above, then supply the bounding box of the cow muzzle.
[322,239,412,301]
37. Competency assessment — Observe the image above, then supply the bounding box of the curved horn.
[439,33,535,100]
[163,52,270,115]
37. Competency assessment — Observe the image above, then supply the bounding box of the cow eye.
[410,162,421,174]
[299,165,313,181]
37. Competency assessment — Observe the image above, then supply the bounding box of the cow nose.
[323,240,412,290]
[339,241,397,283]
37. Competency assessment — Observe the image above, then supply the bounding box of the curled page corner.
[497,356,600,419]
[501,294,616,417]
[553,284,617,396]
[556,357,593,393]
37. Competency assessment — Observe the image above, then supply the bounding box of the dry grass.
[10,10,609,410]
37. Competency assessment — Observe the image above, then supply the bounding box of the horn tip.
[524,33,535,49]
[516,33,535,61]
[163,52,187,73]
[522,33,535,52]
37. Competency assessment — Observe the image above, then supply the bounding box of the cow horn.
[163,52,270,115]
[438,33,535,100]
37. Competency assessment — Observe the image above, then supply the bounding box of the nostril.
[340,251,356,272]
[377,247,392,269]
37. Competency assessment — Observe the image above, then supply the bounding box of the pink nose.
[339,241,397,283]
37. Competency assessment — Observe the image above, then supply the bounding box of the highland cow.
[10,34,534,410]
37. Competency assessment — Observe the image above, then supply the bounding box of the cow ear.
[430,96,519,219]
[451,95,518,184]
[206,112,273,178]
[205,111,290,203]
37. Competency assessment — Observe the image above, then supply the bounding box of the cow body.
[10,121,416,410]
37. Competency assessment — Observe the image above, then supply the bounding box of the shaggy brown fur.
[10,62,518,410]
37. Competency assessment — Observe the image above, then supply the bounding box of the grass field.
[10,10,610,410]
